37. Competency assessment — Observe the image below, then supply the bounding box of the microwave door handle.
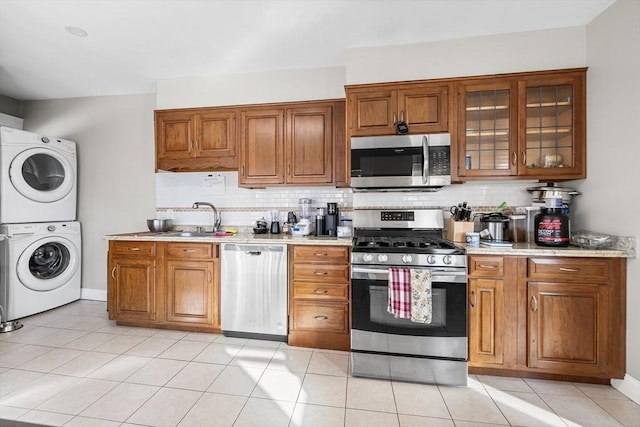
[422,135,429,185]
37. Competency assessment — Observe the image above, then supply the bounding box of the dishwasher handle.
[222,243,286,253]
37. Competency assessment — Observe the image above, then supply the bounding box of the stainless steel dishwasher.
[220,243,288,341]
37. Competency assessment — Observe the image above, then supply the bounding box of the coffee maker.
[325,203,339,237]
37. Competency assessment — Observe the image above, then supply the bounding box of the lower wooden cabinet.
[108,241,157,322]
[108,240,220,332]
[165,244,220,328]
[468,278,505,365]
[468,255,626,381]
[288,245,350,351]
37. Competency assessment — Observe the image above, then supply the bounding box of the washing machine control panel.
[0,222,80,237]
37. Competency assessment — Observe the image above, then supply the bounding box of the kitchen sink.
[164,231,216,237]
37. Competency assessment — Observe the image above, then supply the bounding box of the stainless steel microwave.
[350,133,451,190]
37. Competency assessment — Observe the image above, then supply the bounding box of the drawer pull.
[314,271,328,276]
[470,291,476,308]
[314,289,329,294]
[314,315,328,321]
[478,264,498,269]
[128,247,140,251]
[111,267,116,279]
[530,296,538,312]
[559,267,580,272]
[183,249,196,253]
[314,253,328,257]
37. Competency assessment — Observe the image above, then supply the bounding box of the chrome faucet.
[192,202,221,232]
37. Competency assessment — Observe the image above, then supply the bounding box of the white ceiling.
[0,0,614,101]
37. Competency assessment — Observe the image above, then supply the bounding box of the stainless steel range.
[350,209,468,386]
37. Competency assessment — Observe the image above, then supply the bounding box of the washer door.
[16,236,80,291]
[9,148,75,203]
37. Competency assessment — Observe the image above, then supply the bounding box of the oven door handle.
[351,267,467,282]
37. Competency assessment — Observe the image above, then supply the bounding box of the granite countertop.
[464,242,628,258]
[105,231,354,246]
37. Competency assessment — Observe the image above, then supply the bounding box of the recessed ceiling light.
[65,26,88,37]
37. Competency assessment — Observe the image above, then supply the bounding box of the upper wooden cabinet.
[238,107,285,186]
[155,108,237,172]
[456,68,586,180]
[238,100,346,188]
[346,82,450,137]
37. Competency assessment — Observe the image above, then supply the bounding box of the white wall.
[346,27,586,84]
[156,66,346,109]
[583,0,640,400]
[21,94,157,299]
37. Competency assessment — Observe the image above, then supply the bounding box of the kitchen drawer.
[291,301,348,333]
[292,282,348,300]
[292,264,350,284]
[166,242,215,259]
[528,257,610,282]
[468,256,504,277]
[291,245,349,264]
[110,241,156,257]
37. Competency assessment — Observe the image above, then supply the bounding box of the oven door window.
[352,279,466,337]
[351,147,423,178]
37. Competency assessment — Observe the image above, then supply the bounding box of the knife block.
[447,218,474,242]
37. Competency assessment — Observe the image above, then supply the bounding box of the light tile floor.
[0,300,638,427]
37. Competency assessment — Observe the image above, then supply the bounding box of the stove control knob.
[377,254,388,263]
[443,255,452,265]
[426,255,436,264]
[363,254,374,263]
[401,254,413,264]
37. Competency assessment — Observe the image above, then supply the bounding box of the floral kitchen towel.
[387,267,411,319]
[410,268,432,324]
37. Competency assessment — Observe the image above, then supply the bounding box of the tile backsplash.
[155,171,536,227]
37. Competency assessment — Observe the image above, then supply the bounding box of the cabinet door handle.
[111,267,116,279]
[521,151,526,165]
[287,164,291,177]
[207,270,212,282]
[400,111,405,122]
[314,289,329,294]
[314,271,328,276]
[314,315,328,321]
[512,152,517,165]
[242,165,245,177]
[393,112,397,124]
[559,267,580,272]
[128,247,140,251]
[530,296,538,312]
[470,291,476,308]
[478,264,497,269]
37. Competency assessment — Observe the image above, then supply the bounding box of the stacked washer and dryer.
[0,126,81,322]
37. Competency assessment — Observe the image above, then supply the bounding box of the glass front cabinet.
[457,69,586,180]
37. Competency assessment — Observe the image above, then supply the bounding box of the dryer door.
[16,236,80,291]
[9,148,75,203]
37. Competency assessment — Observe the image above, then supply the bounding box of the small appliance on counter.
[291,198,314,236]
[326,203,339,237]
[270,209,281,234]
[478,212,510,242]
[314,202,340,237]
[253,218,268,234]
